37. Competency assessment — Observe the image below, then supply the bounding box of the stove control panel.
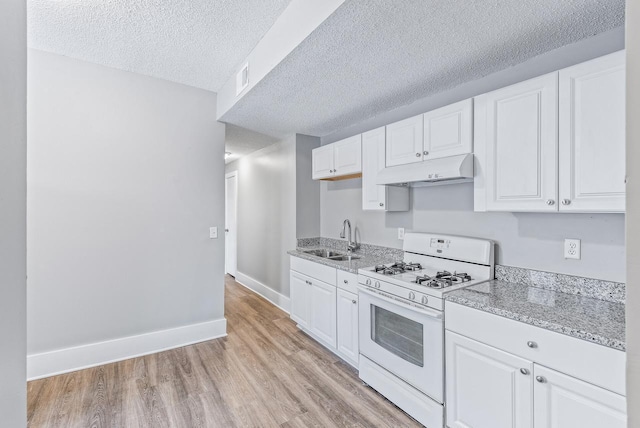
[358,274,443,311]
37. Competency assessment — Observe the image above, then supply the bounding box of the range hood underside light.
[376,153,474,187]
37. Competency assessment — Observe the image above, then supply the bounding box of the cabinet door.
[290,271,310,329]
[385,115,424,167]
[333,135,362,176]
[362,127,387,210]
[312,144,334,180]
[423,99,473,160]
[559,51,626,212]
[309,279,337,348]
[533,365,626,428]
[446,331,533,428]
[480,73,559,212]
[336,289,358,366]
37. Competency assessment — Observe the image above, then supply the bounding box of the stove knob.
[409,292,416,300]
[366,278,371,286]
[375,281,381,289]
[421,296,428,305]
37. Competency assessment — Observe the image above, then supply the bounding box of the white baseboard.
[235,271,290,313]
[27,318,227,380]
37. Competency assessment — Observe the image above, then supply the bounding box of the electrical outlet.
[564,239,581,260]
[398,228,405,240]
[209,227,218,239]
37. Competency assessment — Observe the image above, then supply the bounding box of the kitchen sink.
[328,255,361,261]
[303,249,343,258]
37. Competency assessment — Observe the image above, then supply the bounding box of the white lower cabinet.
[336,289,359,366]
[445,303,627,428]
[289,271,310,329]
[290,257,359,368]
[309,278,337,348]
[446,331,533,428]
[533,365,626,428]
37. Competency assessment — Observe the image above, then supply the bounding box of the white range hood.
[376,153,474,187]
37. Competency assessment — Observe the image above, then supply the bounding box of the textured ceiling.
[27,0,293,91]
[225,124,279,164]
[220,0,625,138]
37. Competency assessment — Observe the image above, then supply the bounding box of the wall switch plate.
[398,228,405,240]
[564,239,581,259]
[209,227,218,239]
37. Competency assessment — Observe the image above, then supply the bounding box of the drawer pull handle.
[527,341,537,348]
[344,279,348,284]
[520,368,529,375]
[536,376,546,383]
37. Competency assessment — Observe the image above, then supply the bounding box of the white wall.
[626,0,640,423]
[27,50,226,378]
[0,0,27,425]
[225,134,319,303]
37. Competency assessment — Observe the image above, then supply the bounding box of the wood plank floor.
[27,275,421,427]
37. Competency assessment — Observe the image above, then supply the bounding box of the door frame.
[225,171,238,277]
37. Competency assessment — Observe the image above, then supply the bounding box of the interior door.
[446,331,533,428]
[559,51,626,212]
[225,172,238,277]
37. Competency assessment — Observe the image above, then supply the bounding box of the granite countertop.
[287,247,398,274]
[445,280,626,351]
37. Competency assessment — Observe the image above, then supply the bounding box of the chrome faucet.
[340,219,359,253]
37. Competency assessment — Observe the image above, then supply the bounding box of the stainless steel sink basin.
[303,249,343,258]
[328,255,361,261]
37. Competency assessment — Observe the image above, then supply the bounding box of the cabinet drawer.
[337,270,358,294]
[445,302,625,395]
[290,256,336,286]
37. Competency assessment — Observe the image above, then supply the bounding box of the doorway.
[225,171,238,277]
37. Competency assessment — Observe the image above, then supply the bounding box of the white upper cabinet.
[476,72,559,212]
[385,114,424,167]
[386,101,473,168]
[333,135,362,177]
[533,365,626,428]
[475,52,626,213]
[362,127,409,211]
[423,99,473,160]
[559,51,626,212]
[312,135,362,180]
[312,144,335,180]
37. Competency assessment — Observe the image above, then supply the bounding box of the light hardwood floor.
[27,275,421,427]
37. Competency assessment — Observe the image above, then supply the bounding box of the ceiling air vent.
[236,62,249,96]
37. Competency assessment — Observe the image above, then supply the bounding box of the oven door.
[358,286,444,403]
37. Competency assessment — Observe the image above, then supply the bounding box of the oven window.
[371,305,424,367]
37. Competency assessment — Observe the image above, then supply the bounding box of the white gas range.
[357,233,494,428]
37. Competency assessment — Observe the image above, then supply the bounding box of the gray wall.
[627,0,640,422]
[225,134,320,298]
[27,50,226,355]
[0,0,27,425]
[296,134,321,238]
[321,180,625,282]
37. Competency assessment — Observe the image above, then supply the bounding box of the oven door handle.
[358,286,443,319]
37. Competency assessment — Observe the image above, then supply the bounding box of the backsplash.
[297,237,404,260]
[495,265,626,304]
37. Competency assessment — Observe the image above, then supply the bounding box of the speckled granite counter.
[445,280,626,351]
[288,237,402,274]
